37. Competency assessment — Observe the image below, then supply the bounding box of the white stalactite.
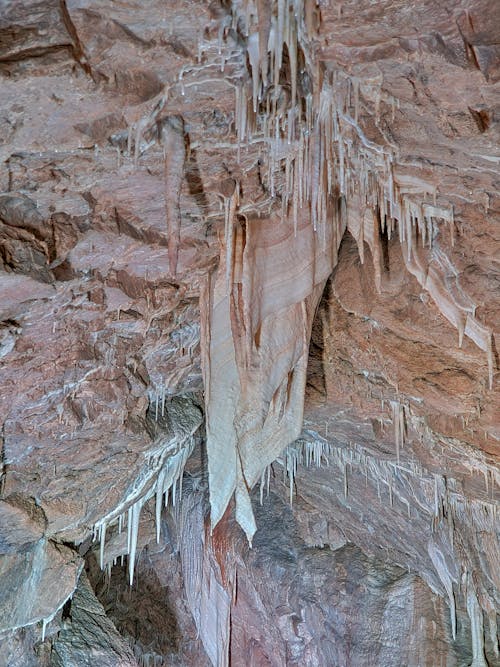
[93,428,197,586]
[466,583,489,667]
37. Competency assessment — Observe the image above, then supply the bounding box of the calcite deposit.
[0,1,498,665]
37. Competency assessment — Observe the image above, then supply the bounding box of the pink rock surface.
[0,0,498,665]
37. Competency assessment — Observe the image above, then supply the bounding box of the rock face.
[0,1,498,666]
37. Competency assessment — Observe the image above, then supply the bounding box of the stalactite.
[39,584,78,644]
[390,400,405,464]
[99,522,106,570]
[203,0,497,566]
[93,428,197,585]
[127,499,143,585]
[223,181,240,292]
[278,432,332,504]
[224,2,495,399]
[247,31,261,113]
[466,582,489,667]
[428,542,457,641]
[162,116,186,277]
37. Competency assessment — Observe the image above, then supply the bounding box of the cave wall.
[0,1,499,665]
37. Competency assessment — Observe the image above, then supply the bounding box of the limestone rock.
[50,571,138,667]
[0,0,498,664]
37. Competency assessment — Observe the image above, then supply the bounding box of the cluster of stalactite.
[199,0,495,538]
[93,0,495,575]
[230,0,493,381]
[79,4,497,663]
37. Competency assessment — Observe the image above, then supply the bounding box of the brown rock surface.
[0,0,498,665]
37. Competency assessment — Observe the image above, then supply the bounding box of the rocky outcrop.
[0,0,498,665]
[50,571,137,667]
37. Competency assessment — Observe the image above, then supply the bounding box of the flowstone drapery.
[200,0,494,542]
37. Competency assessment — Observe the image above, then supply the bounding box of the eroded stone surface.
[0,0,498,665]
[0,537,81,636]
[50,571,138,667]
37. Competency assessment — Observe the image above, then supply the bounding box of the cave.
[0,1,498,666]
